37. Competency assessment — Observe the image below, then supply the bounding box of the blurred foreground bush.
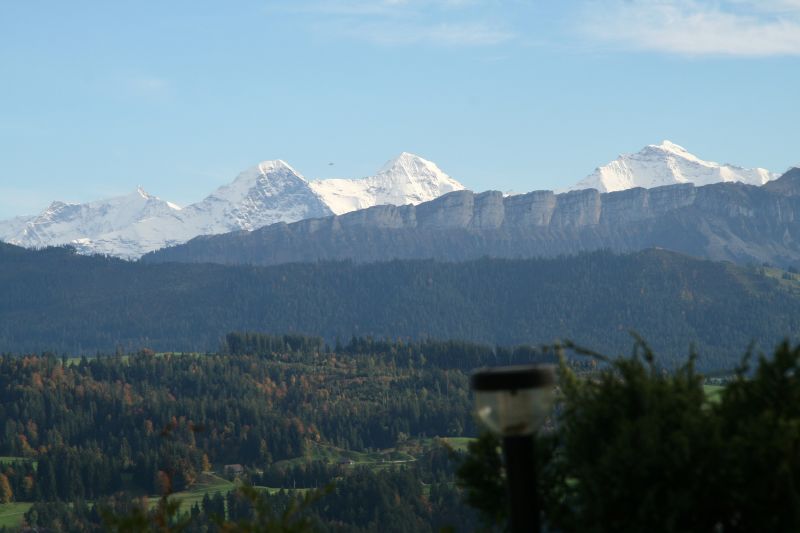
[458,340,800,532]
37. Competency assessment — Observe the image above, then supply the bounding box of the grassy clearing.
[153,472,306,511]
[761,267,800,293]
[150,472,235,511]
[275,441,416,470]
[440,437,475,452]
[704,384,725,403]
[0,456,37,470]
[0,502,32,528]
[273,436,472,476]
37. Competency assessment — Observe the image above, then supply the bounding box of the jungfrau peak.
[569,140,778,193]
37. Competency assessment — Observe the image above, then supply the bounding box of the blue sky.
[1,0,799,218]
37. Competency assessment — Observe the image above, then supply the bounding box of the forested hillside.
[0,336,523,530]
[2,243,799,370]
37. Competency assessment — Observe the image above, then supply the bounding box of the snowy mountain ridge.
[6,187,183,254]
[569,140,777,192]
[0,143,780,258]
[0,153,463,258]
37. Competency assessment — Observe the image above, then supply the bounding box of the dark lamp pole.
[471,365,556,533]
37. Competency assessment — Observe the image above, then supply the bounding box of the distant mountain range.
[145,167,800,269]
[0,142,779,258]
[0,153,463,258]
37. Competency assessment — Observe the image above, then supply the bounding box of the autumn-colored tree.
[0,473,13,503]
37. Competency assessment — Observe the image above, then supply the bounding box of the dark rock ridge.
[143,168,800,267]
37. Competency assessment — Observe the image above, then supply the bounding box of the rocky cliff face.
[144,168,800,268]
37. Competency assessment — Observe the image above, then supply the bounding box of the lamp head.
[471,365,556,436]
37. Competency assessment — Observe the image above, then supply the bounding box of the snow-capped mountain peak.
[310,152,465,215]
[377,152,456,186]
[0,187,182,253]
[259,159,297,174]
[380,151,437,174]
[179,159,331,236]
[209,160,309,202]
[230,159,300,187]
[569,140,777,193]
[651,139,692,155]
[43,200,71,216]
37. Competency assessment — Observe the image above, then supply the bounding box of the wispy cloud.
[273,0,514,46]
[579,0,800,57]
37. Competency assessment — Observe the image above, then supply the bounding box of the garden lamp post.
[471,364,556,533]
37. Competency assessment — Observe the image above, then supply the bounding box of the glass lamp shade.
[472,365,556,436]
[474,388,555,436]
